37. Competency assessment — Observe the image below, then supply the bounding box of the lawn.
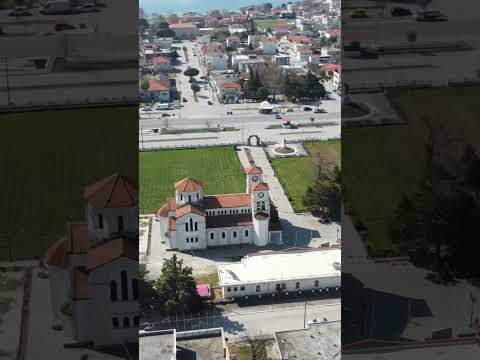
[271,140,341,212]
[0,106,137,260]
[140,147,245,214]
[254,19,287,30]
[343,85,480,255]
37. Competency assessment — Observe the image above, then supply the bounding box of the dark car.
[208,100,213,105]
[391,7,412,17]
[182,97,188,102]
[275,114,282,119]
[303,106,312,111]
[55,23,76,32]
[416,10,448,22]
[161,113,171,117]
[8,6,32,16]
[314,108,327,113]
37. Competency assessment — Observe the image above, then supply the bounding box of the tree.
[245,331,268,360]
[154,255,201,313]
[255,87,269,101]
[157,28,175,38]
[183,67,200,78]
[139,265,159,312]
[167,14,179,24]
[191,83,201,100]
[140,79,150,91]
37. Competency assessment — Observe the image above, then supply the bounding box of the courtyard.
[0,106,137,260]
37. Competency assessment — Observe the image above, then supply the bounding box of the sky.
[139,0,287,15]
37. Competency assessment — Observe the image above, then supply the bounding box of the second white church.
[156,166,282,250]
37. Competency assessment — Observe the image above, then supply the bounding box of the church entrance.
[247,135,261,147]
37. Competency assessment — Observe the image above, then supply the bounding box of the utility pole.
[303,297,307,328]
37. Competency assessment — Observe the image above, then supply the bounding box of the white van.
[40,0,72,15]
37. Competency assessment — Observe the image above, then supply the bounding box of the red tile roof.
[72,268,89,300]
[148,79,170,91]
[86,237,138,271]
[176,204,205,218]
[253,183,269,191]
[206,214,253,228]
[221,82,241,89]
[45,238,69,269]
[204,194,251,209]
[175,177,203,192]
[158,197,176,217]
[245,166,263,175]
[84,174,138,209]
[169,22,197,29]
[67,222,88,254]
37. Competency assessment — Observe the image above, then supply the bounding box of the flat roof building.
[218,248,341,299]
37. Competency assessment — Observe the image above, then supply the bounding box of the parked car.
[314,108,327,113]
[8,6,32,16]
[141,107,152,112]
[74,3,98,13]
[54,23,76,32]
[207,100,213,105]
[275,114,282,119]
[391,7,412,17]
[416,10,448,22]
[182,97,188,102]
[155,103,169,111]
[161,113,171,117]
[40,0,72,14]
[303,106,312,111]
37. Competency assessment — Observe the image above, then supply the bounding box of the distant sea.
[140,0,287,15]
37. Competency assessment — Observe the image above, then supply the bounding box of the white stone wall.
[174,213,207,250]
[206,226,253,247]
[253,217,269,246]
[176,189,203,206]
[87,205,138,244]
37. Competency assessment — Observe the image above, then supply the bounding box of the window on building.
[197,193,199,200]
[240,286,245,291]
[133,316,140,327]
[189,218,193,231]
[194,222,198,231]
[227,287,231,292]
[233,231,237,238]
[110,280,118,302]
[186,238,189,243]
[234,287,237,292]
[296,282,300,289]
[118,216,124,232]
[132,279,139,300]
[261,202,266,211]
[185,223,189,232]
[281,283,286,290]
[245,230,249,237]
[180,194,183,201]
[276,284,281,291]
[256,285,260,292]
[221,232,226,239]
[121,271,128,301]
[123,317,130,328]
[112,317,119,328]
[314,280,319,288]
[98,214,103,229]
[195,237,198,242]
[188,195,192,202]
[210,232,214,240]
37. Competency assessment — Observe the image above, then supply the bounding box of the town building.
[169,22,198,39]
[218,81,242,103]
[217,248,341,300]
[45,174,139,347]
[152,56,171,73]
[141,79,171,102]
[156,167,282,251]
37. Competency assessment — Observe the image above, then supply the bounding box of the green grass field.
[254,19,287,30]
[343,86,480,255]
[140,147,245,214]
[0,107,137,260]
[271,141,341,212]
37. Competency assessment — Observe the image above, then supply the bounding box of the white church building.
[45,174,139,347]
[156,166,282,251]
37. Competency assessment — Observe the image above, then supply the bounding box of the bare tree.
[244,331,268,360]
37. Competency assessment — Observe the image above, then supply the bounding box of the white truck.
[40,0,72,15]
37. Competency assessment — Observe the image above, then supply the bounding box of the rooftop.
[140,330,175,360]
[83,174,138,209]
[176,334,225,360]
[276,321,341,360]
[218,248,341,286]
[175,177,203,192]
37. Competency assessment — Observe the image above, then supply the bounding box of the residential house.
[142,79,171,102]
[218,82,242,103]
[169,23,198,39]
[152,56,170,73]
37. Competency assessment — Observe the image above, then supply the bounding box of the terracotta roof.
[221,82,241,89]
[175,177,203,192]
[67,222,88,254]
[206,214,253,228]
[245,166,263,175]
[61,302,72,317]
[254,212,270,220]
[158,197,176,217]
[152,56,170,65]
[148,79,170,91]
[204,194,251,209]
[169,217,176,231]
[45,238,69,269]
[253,183,269,191]
[176,204,205,218]
[72,268,89,300]
[86,237,138,271]
[84,174,138,209]
[169,22,197,29]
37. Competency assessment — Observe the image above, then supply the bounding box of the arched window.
[196,193,199,200]
[121,271,128,301]
[112,317,119,328]
[110,280,118,302]
[123,317,130,328]
[180,194,183,201]
[194,222,198,231]
[185,223,189,232]
[189,218,193,231]
[98,214,103,229]
[132,279,139,300]
[118,216,124,232]
[133,316,140,327]
[188,195,192,202]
